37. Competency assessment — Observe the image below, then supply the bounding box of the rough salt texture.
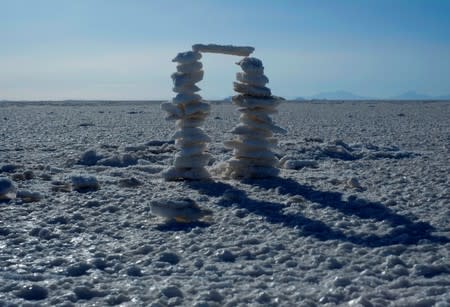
[162,51,211,181]
[192,44,255,56]
[220,57,286,179]
[0,100,449,306]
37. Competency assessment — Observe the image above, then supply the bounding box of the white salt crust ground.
[0,100,449,306]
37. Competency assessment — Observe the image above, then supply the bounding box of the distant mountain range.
[294,90,450,101]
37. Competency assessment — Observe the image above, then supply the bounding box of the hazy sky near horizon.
[1,0,450,100]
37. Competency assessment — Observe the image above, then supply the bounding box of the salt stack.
[223,57,286,179]
[161,51,212,180]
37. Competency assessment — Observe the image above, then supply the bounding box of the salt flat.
[0,101,449,306]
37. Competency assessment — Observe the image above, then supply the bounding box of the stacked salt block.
[223,57,286,179]
[161,51,212,180]
[192,44,254,57]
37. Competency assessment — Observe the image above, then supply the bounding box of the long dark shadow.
[186,177,449,247]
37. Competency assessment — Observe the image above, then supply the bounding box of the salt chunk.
[192,43,254,56]
[172,51,201,64]
[150,197,212,222]
[71,175,100,192]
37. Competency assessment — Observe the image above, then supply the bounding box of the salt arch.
[161,44,285,180]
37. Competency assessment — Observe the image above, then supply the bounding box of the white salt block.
[232,95,280,108]
[240,135,278,146]
[172,71,204,87]
[174,153,211,168]
[179,143,207,156]
[236,72,269,87]
[173,84,201,93]
[165,113,182,121]
[175,118,205,129]
[233,82,272,97]
[175,138,207,148]
[161,102,183,118]
[231,124,273,138]
[192,44,255,56]
[177,61,203,74]
[227,157,279,168]
[236,57,264,74]
[173,93,202,105]
[224,139,275,150]
[240,112,272,124]
[184,102,211,116]
[240,116,287,134]
[172,127,211,142]
[150,197,212,222]
[234,149,276,160]
[172,51,202,64]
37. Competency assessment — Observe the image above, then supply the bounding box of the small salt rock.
[161,285,183,298]
[150,198,212,223]
[71,175,100,192]
[23,170,35,180]
[78,149,103,166]
[126,265,143,277]
[1,164,20,173]
[158,252,180,265]
[51,180,72,192]
[15,284,48,300]
[203,290,223,302]
[216,249,236,262]
[0,177,16,201]
[105,294,130,305]
[73,286,101,300]
[17,190,43,203]
[66,262,91,277]
[346,177,364,190]
[118,177,142,188]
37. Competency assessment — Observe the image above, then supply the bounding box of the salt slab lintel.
[192,44,254,56]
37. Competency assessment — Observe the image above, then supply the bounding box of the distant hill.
[310,90,372,100]
[390,91,433,100]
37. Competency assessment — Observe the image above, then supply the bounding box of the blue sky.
[1,0,450,100]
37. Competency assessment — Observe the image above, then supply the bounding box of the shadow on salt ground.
[186,178,449,247]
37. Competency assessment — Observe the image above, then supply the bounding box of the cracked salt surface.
[0,100,449,306]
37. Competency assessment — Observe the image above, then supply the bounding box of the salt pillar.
[222,57,286,179]
[161,51,212,180]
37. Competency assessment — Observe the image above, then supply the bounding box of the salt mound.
[0,177,16,201]
[150,198,213,223]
